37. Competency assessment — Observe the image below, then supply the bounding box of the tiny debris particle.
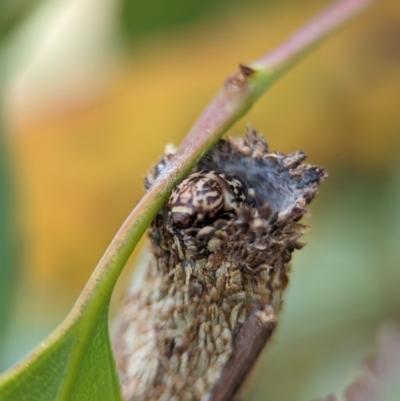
[239,64,256,77]
[207,237,223,252]
[209,287,219,302]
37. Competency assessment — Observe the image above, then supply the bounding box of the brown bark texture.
[113,127,326,401]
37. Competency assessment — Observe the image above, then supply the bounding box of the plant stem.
[249,0,375,99]
[81,0,374,313]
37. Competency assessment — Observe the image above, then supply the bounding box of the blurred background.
[0,0,399,400]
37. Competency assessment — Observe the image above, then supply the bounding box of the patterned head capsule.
[168,171,247,227]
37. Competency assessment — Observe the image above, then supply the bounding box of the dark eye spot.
[206,195,220,205]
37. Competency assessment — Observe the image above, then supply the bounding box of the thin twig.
[210,310,278,401]
[251,0,374,70]
[80,0,375,315]
[71,0,374,386]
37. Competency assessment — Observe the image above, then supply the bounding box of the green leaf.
[0,182,164,400]
[0,335,76,400]
[0,120,19,357]
[0,307,121,401]
[0,159,165,400]
[67,308,120,401]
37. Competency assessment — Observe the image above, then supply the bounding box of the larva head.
[168,171,247,227]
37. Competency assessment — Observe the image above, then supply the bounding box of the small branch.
[70,0,375,386]
[69,0,374,346]
[109,1,374,400]
[210,309,277,401]
[167,0,375,192]
[249,0,375,99]
[252,0,374,70]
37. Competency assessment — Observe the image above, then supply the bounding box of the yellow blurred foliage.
[8,0,400,308]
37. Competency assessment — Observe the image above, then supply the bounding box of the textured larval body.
[113,127,326,401]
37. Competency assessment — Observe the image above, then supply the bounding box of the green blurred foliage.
[0,0,43,371]
[119,0,259,39]
[0,0,42,44]
[0,119,18,353]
